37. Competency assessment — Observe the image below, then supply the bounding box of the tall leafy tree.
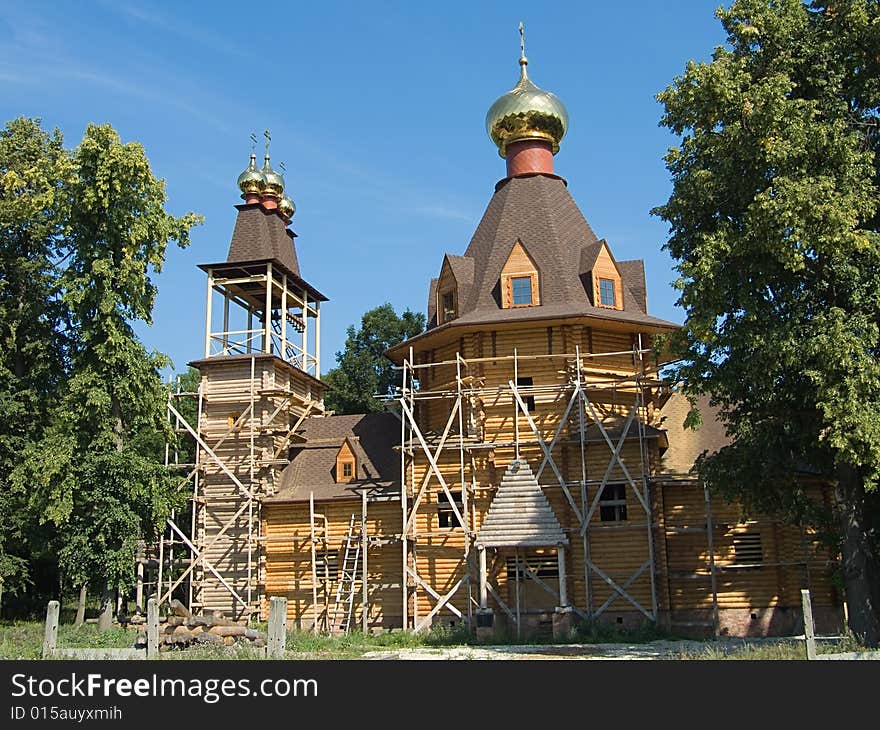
[0,118,72,603]
[15,124,201,621]
[655,0,880,645]
[324,303,425,414]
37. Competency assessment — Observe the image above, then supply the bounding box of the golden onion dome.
[278,194,295,219]
[237,153,265,196]
[486,54,568,157]
[260,155,285,198]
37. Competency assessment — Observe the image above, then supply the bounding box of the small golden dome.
[486,55,568,157]
[260,155,285,198]
[237,153,265,196]
[278,194,295,219]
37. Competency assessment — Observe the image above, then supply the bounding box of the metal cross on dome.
[264,129,271,156]
[249,132,258,154]
[519,21,525,59]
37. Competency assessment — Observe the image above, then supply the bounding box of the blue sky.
[0,1,726,375]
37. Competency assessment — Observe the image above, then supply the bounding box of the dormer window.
[336,439,357,483]
[500,240,540,309]
[440,290,456,323]
[598,278,616,307]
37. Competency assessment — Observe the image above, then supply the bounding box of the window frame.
[598,483,628,522]
[516,376,536,412]
[437,490,463,529]
[598,277,617,308]
[440,289,456,324]
[503,272,539,309]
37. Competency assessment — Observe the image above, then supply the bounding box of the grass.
[676,633,867,660]
[0,618,871,660]
[0,620,134,660]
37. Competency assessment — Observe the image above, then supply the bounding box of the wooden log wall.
[195,356,320,619]
[258,321,839,633]
[261,500,402,628]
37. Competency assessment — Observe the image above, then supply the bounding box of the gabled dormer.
[580,239,623,311]
[335,438,357,483]
[433,254,474,326]
[500,240,540,308]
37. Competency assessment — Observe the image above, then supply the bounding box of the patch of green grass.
[0,621,134,660]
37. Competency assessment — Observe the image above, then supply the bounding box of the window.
[437,490,463,528]
[599,483,627,522]
[441,291,455,323]
[317,550,339,582]
[336,440,357,483]
[516,377,535,412]
[511,276,533,306]
[732,533,763,567]
[598,278,616,307]
[506,556,558,581]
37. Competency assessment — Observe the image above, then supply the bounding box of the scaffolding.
[396,341,668,635]
[147,258,322,621]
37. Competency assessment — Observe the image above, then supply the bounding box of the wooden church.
[171,37,844,639]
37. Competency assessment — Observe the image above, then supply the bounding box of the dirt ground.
[360,639,758,660]
[359,637,880,660]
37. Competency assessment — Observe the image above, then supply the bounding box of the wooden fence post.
[147,598,159,659]
[267,596,287,659]
[42,601,59,659]
[801,589,817,660]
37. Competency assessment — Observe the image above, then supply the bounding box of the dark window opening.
[342,462,353,478]
[506,557,558,581]
[511,276,533,306]
[598,278,616,307]
[516,377,536,412]
[441,291,455,323]
[317,550,339,581]
[437,490,463,528]
[733,533,763,567]
[599,483,627,522]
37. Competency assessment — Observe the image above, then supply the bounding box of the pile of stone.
[129,600,266,651]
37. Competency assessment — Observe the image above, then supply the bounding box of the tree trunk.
[835,465,880,647]
[97,587,114,631]
[74,584,87,628]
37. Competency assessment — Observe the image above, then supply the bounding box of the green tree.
[655,0,880,645]
[324,303,425,414]
[14,124,201,623]
[0,118,72,603]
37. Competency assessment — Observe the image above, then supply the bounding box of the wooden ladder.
[329,514,361,634]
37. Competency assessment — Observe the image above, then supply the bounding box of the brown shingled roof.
[266,412,401,503]
[618,260,647,313]
[226,203,300,277]
[412,174,677,339]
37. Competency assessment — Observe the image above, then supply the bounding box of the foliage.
[324,303,425,414]
[654,0,880,644]
[11,123,201,595]
[0,118,73,596]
